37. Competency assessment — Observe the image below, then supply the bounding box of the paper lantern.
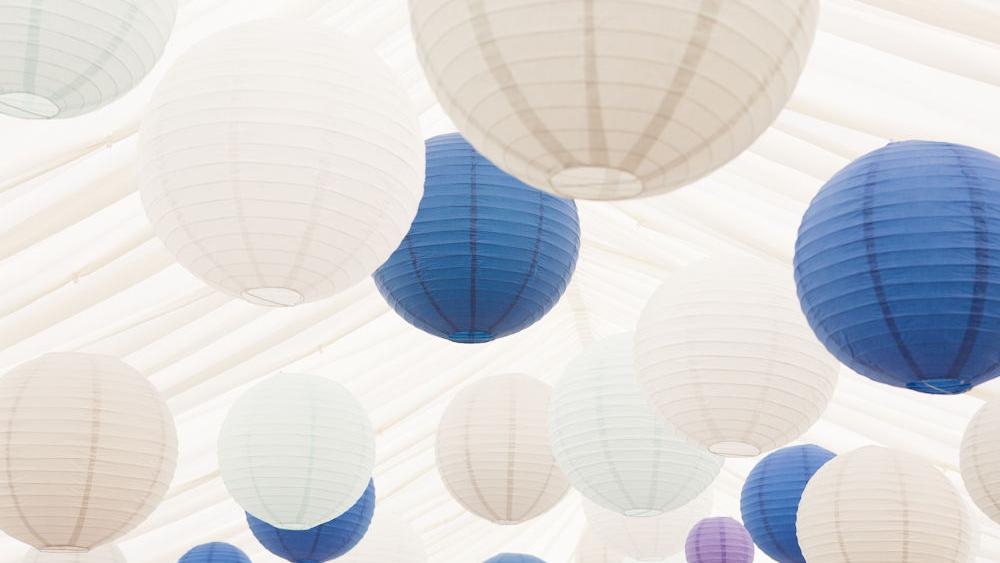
[0,0,177,119]
[218,373,375,530]
[794,140,1000,394]
[178,543,251,563]
[961,398,1000,524]
[740,444,835,563]
[22,545,125,563]
[248,479,375,563]
[686,517,754,563]
[484,555,545,563]
[338,508,428,563]
[635,260,840,457]
[436,374,569,524]
[409,0,817,200]
[797,446,975,563]
[373,133,580,343]
[583,493,712,561]
[139,19,424,307]
[549,333,722,515]
[574,529,624,563]
[0,353,177,551]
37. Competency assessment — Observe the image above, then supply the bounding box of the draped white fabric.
[2,0,1000,561]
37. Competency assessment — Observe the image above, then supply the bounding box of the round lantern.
[484,555,545,563]
[248,479,375,563]
[436,374,569,524]
[635,260,840,457]
[961,398,1000,524]
[373,133,581,343]
[409,0,818,200]
[549,333,722,515]
[797,446,975,563]
[740,444,835,563]
[0,0,177,119]
[0,353,177,551]
[574,529,624,563]
[583,493,712,561]
[338,507,428,563]
[178,543,251,563]
[685,517,754,563]
[23,545,125,563]
[794,140,1000,394]
[139,19,424,307]
[218,373,375,530]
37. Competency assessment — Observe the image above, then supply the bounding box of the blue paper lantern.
[178,543,252,563]
[373,133,581,344]
[740,444,835,563]
[484,554,546,563]
[248,479,375,563]
[794,140,1000,394]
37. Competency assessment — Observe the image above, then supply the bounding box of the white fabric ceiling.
[2,0,1000,561]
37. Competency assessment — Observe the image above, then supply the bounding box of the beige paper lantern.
[338,508,428,563]
[574,528,624,563]
[23,545,125,563]
[139,18,424,307]
[635,260,839,457]
[798,446,975,563]
[436,374,569,524]
[409,0,818,200]
[961,399,1000,524]
[583,492,712,561]
[0,353,177,551]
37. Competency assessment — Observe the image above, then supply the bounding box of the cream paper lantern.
[0,0,177,119]
[436,374,569,524]
[574,528,624,563]
[583,492,712,562]
[218,373,375,530]
[634,260,839,457]
[798,446,976,563]
[961,399,1000,524]
[0,353,177,551]
[23,545,125,563]
[139,19,424,307]
[338,508,428,563]
[550,333,722,516]
[408,0,818,200]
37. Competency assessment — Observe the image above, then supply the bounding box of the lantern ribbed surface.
[740,444,835,563]
[409,0,818,200]
[436,374,569,524]
[634,260,840,457]
[373,133,580,343]
[797,446,975,563]
[549,333,722,516]
[139,19,424,307]
[248,479,375,563]
[484,555,546,563]
[0,353,177,551]
[685,517,754,563]
[22,545,125,563]
[794,140,1000,395]
[583,492,712,562]
[574,529,624,563]
[337,508,428,563]
[218,373,375,530]
[961,399,1000,524]
[178,543,252,563]
[0,0,177,119]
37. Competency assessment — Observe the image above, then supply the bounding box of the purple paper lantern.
[685,517,755,563]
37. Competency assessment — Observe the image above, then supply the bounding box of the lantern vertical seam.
[404,236,458,336]
[294,382,319,525]
[487,192,546,334]
[459,388,501,521]
[469,151,479,336]
[2,364,48,547]
[593,367,638,510]
[583,0,609,168]
[504,378,518,521]
[21,1,42,98]
[68,355,104,547]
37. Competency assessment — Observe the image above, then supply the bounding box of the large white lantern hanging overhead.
[218,373,375,530]
[408,0,818,200]
[635,259,839,457]
[23,545,125,563]
[583,493,711,561]
[0,353,177,551]
[549,333,722,516]
[798,446,975,563]
[139,19,425,307]
[961,399,1000,524]
[338,508,428,563]
[436,374,569,524]
[0,0,177,119]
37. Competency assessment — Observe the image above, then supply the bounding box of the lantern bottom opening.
[242,287,305,307]
[38,547,88,553]
[709,441,761,457]
[449,330,495,344]
[549,166,642,200]
[906,378,971,395]
[0,91,60,119]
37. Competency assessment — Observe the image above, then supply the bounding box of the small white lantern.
[139,18,424,307]
[23,545,125,563]
[549,333,722,515]
[574,528,624,563]
[436,374,569,524]
[338,508,428,563]
[218,373,375,530]
[583,492,711,562]
[961,399,1000,524]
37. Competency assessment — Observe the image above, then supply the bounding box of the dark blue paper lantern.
[248,479,375,563]
[373,133,581,344]
[740,444,835,563]
[484,554,546,563]
[178,542,252,563]
[794,140,1000,394]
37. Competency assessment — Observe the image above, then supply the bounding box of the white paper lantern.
[961,399,1000,524]
[634,260,839,457]
[0,353,177,551]
[139,19,424,307]
[409,0,817,200]
[436,374,569,524]
[0,0,177,119]
[550,333,722,516]
[23,545,125,563]
[338,508,428,563]
[798,446,975,563]
[218,373,375,530]
[574,528,624,563]
[583,492,711,562]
